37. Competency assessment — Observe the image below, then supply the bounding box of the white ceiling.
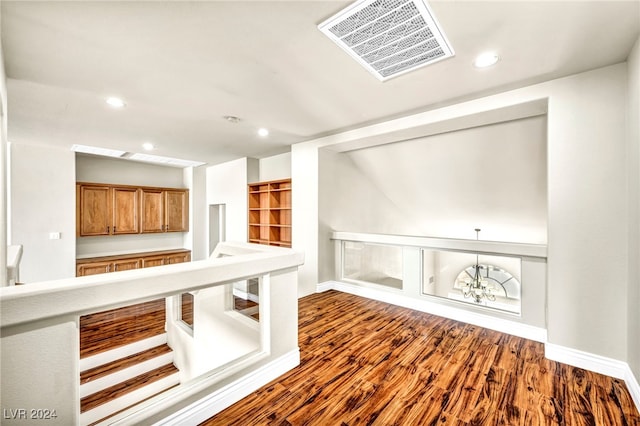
[2,1,639,166]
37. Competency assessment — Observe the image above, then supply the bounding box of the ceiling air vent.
[318,0,454,81]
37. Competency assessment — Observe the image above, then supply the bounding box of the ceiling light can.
[105,96,126,108]
[258,128,269,137]
[473,52,500,68]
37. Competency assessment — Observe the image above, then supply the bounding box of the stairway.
[79,300,180,425]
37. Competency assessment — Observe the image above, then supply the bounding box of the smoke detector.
[319,0,454,81]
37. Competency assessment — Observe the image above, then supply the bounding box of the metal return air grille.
[318,0,454,81]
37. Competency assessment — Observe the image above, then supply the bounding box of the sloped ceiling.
[345,115,548,244]
[1,1,639,165]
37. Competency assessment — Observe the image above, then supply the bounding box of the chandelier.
[461,228,497,304]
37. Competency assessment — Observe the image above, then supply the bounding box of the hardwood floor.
[201,290,640,426]
[80,299,166,358]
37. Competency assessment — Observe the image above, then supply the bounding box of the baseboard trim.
[625,366,640,413]
[546,343,640,411]
[154,348,300,425]
[318,280,547,343]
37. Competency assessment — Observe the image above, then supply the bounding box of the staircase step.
[80,344,173,398]
[80,364,179,425]
[80,334,167,372]
[81,363,179,413]
[80,299,167,358]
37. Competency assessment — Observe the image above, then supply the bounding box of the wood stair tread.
[87,384,180,426]
[80,299,166,358]
[80,344,172,385]
[81,363,178,413]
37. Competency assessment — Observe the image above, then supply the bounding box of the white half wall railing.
[327,231,548,342]
[0,242,304,426]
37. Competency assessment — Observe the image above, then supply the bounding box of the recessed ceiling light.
[142,142,155,151]
[473,52,500,68]
[257,128,269,137]
[105,97,126,108]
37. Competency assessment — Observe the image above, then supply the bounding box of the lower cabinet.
[77,249,191,277]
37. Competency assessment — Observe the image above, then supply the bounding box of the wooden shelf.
[247,179,292,248]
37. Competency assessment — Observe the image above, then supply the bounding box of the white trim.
[544,343,629,379]
[153,349,300,426]
[80,334,167,372]
[319,280,547,342]
[545,343,640,413]
[624,366,640,413]
[81,371,180,426]
[332,231,547,259]
[80,352,174,398]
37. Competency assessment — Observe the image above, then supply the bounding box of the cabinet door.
[165,190,189,232]
[142,255,165,268]
[166,252,191,265]
[112,258,141,272]
[77,261,112,277]
[112,188,140,235]
[141,189,165,233]
[79,185,112,236]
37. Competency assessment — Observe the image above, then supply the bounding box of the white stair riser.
[80,372,180,426]
[80,334,167,371]
[80,352,174,398]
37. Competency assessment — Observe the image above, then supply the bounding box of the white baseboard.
[154,349,300,426]
[546,343,640,412]
[625,366,640,413]
[319,280,547,342]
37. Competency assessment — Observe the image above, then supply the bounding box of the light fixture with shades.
[460,228,497,304]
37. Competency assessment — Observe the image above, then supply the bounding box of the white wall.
[318,148,417,282]
[0,34,7,284]
[206,157,257,243]
[9,143,76,282]
[258,152,291,182]
[185,166,208,261]
[627,36,640,380]
[293,63,630,363]
[345,116,548,244]
[76,154,185,187]
[76,155,188,258]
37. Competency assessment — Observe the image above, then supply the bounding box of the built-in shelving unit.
[248,179,291,247]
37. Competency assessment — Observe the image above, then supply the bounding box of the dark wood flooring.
[201,290,640,426]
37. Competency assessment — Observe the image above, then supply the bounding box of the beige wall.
[9,143,76,282]
[343,115,547,244]
[258,152,291,182]
[627,36,640,380]
[0,25,8,284]
[293,63,631,364]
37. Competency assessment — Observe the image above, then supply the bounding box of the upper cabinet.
[140,188,189,233]
[77,182,188,237]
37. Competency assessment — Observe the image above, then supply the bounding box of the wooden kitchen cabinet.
[112,187,140,235]
[77,249,191,277]
[165,190,189,232]
[78,184,112,236]
[77,182,188,237]
[141,188,189,233]
[141,189,165,233]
